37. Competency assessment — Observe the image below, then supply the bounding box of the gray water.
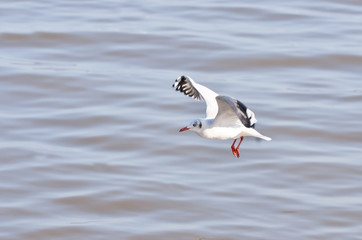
[1,1,362,239]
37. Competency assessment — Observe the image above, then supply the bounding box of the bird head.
[179,119,203,133]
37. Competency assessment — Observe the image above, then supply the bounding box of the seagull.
[173,75,271,158]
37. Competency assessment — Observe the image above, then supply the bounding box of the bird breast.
[198,127,242,140]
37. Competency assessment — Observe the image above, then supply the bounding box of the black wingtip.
[172,75,202,101]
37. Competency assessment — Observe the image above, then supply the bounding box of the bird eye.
[193,122,197,127]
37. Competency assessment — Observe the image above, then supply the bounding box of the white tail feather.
[259,135,272,141]
[246,128,272,141]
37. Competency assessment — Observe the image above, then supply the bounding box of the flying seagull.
[173,75,271,157]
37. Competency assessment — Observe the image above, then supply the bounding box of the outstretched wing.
[213,95,257,128]
[173,75,219,119]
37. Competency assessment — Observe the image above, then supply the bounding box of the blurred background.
[1,1,362,239]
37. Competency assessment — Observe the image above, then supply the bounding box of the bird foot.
[235,149,240,158]
[231,146,240,158]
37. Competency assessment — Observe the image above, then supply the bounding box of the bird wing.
[173,76,219,119]
[213,95,257,128]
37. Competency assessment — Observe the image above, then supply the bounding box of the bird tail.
[258,135,272,141]
[246,128,272,141]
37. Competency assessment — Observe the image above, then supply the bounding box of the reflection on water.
[1,1,362,240]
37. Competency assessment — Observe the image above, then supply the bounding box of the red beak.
[179,127,190,132]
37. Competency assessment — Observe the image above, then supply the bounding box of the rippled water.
[1,1,362,240]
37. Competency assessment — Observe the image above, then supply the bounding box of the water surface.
[1,1,362,240]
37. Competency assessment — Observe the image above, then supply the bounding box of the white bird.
[173,75,271,158]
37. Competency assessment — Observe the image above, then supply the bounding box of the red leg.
[235,137,244,158]
[231,139,237,157]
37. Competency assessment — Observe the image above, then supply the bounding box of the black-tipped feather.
[235,100,255,128]
[214,96,257,129]
[173,76,203,101]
